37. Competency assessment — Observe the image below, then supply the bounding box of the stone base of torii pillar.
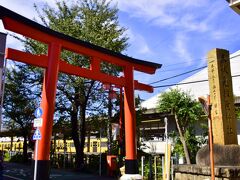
[120,174,142,180]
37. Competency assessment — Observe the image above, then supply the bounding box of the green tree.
[235,107,240,119]
[22,0,128,169]
[170,127,206,163]
[3,63,40,162]
[158,89,204,164]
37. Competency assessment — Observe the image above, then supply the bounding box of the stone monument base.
[174,165,240,180]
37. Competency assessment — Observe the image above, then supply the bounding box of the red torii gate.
[0,6,161,179]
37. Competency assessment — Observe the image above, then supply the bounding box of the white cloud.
[211,31,232,40]
[127,29,153,55]
[199,55,208,67]
[178,14,208,32]
[0,0,58,49]
[1,1,37,19]
[112,0,235,66]
[173,33,193,65]
[115,1,174,21]
[113,0,227,35]
[0,0,58,20]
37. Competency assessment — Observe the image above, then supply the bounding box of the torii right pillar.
[207,48,238,145]
[121,66,141,179]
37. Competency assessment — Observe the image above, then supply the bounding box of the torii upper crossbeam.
[0,5,161,180]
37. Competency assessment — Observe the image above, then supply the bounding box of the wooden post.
[207,96,215,180]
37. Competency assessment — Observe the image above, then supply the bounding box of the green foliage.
[4,63,40,162]
[170,129,204,163]
[158,89,203,128]
[185,130,201,163]
[4,64,38,125]
[3,152,10,162]
[158,88,205,163]
[83,153,107,175]
[107,140,120,155]
[9,153,24,163]
[140,155,162,180]
[135,95,148,152]
[135,95,147,126]
[29,0,129,115]
[169,131,184,157]
[236,107,240,120]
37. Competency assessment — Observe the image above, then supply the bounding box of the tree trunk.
[70,109,81,169]
[87,131,90,153]
[23,133,28,163]
[10,135,13,152]
[79,106,86,169]
[174,114,191,164]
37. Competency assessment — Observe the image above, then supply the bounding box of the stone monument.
[207,48,237,145]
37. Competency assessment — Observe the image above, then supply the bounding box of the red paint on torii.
[6,48,156,92]
[0,6,161,179]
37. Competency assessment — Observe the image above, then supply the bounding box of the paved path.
[2,162,116,180]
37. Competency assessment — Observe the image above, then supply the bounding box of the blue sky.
[1,0,240,100]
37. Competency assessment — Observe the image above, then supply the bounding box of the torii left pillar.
[34,43,61,179]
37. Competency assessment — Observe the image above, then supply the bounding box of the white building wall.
[141,141,166,154]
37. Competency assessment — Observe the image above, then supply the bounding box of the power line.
[153,74,240,88]
[160,64,205,72]
[160,56,219,68]
[149,66,207,85]
[153,79,208,88]
[161,59,240,73]
[163,58,207,68]
[158,52,240,68]
[150,54,240,85]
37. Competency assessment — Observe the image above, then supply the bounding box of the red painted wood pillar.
[124,66,139,174]
[119,87,123,156]
[35,42,61,180]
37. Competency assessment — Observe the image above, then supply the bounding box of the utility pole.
[164,117,169,180]
[0,32,7,132]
